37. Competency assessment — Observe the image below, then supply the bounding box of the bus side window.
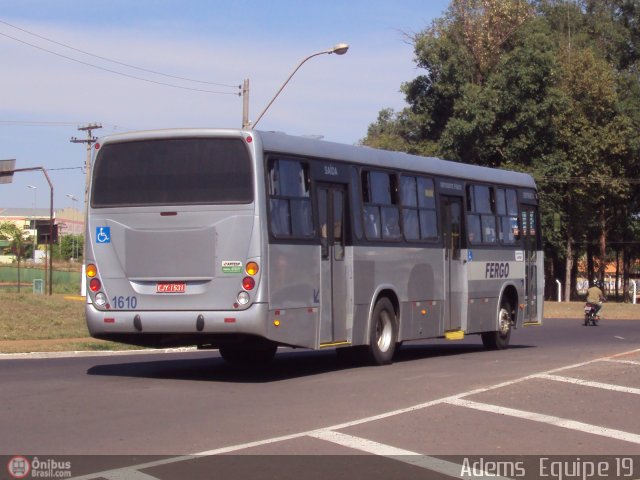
[268,159,314,238]
[417,177,438,240]
[496,188,519,244]
[362,170,400,241]
[466,184,497,244]
[402,175,438,242]
[350,167,363,240]
[400,175,419,240]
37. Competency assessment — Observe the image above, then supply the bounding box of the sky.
[0,0,450,211]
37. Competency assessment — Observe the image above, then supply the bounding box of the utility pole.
[70,123,102,211]
[71,123,101,296]
[242,79,250,129]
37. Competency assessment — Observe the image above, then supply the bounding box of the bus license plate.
[156,282,186,293]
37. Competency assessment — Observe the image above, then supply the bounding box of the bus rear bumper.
[85,303,270,348]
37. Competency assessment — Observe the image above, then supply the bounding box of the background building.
[0,207,84,264]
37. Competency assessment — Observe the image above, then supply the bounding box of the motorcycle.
[583,303,600,326]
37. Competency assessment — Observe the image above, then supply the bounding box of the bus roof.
[257,130,537,190]
[96,128,537,190]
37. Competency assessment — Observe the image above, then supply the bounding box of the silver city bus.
[85,129,543,365]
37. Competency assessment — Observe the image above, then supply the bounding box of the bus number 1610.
[111,296,138,309]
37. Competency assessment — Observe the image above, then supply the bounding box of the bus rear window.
[91,138,253,207]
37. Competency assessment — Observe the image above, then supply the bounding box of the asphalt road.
[1,318,639,479]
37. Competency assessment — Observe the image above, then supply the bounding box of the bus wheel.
[365,298,397,365]
[481,301,512,350]
[219,340,277,365]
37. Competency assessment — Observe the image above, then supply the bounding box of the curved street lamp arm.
[250,44,348,129]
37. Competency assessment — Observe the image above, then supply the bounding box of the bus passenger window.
[481,215,497,243]
[364,205,380,239]
[362,170,400,241]
[467,184,498,244]
[267,158,314,239]
[400,176,418,207]
[400,175,438,242]
[270,198,291,236]
[474,185,492,214]
[318,189,328,259]
[467,214,481,244]
[291,199,314,237]
[403,209,419,240]
[382,206,401,240]
[420,210,438,240]
[496,188,519,244]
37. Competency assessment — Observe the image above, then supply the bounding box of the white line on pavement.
[534,373,640,395]
[445,398,640,445]
[602,358,640,366]
[70,347,640,480]
[308,430,515,480]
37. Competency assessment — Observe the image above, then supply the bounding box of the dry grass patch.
[544,301,640,320]
[0,292,87,341]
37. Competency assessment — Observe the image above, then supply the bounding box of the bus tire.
[364,297,397,365]
[219,340,277,365]
[481,301,512,350]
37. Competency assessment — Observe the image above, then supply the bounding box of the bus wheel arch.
[365,291,399,365]
[481,287,516,351]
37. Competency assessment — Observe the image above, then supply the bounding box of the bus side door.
[317,184,348,345]
[522,205,539,323]
[440,196,466,332]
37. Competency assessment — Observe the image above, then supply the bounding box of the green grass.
[544,301,640,320]
[0,291,87,341]
[0,291,638,354]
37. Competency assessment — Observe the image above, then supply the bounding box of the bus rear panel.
[85,130,269,348]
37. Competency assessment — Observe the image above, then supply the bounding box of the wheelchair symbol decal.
[96,227,111,244]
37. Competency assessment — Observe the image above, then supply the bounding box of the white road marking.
[535,373,640,395]
[602,358,640,366]
[308,430,514,480]
[446,398,640,445]
[97,470,162,480]
[70,347,640,480]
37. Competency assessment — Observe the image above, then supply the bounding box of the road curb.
[0,346,200,360]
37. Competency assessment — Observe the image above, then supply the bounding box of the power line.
[0,120,83,127]
[0,30,240,96]
[47,166,84,172]
[0,19,240,90]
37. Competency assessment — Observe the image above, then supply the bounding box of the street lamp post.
[27,185,37,258]
[248,43,349,129]
[66,194,79,260]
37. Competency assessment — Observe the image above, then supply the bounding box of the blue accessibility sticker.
[96,227,111,244]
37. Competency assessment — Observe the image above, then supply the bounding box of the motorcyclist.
[586,280,606,318]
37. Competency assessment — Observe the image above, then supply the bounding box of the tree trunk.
[599,202,607,284]
[564,232,573,302]
[17,257,21,294]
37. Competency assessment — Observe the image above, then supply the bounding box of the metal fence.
[0,265,81,292]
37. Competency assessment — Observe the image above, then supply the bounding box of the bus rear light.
[86,264,98,278]
[89,278,101,292]
[245,262,259,276]
[237,291,250,305]
[95,292,107,306]
[242,277,255,290]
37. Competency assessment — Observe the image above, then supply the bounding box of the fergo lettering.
[485,262,510,279]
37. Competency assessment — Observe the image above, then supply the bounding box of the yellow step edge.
[445,330,465,340]
[320,341,351,348]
